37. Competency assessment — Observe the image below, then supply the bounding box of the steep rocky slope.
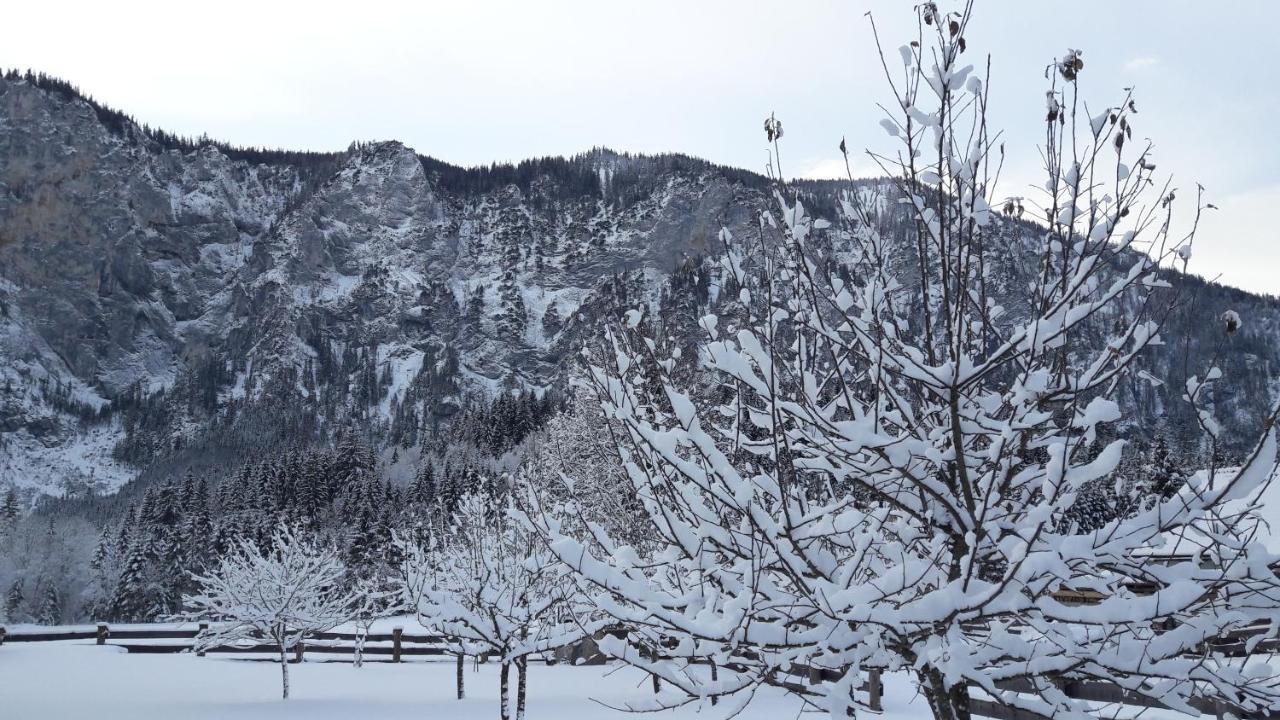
[1,72,1277,503]
[0,74,779,500]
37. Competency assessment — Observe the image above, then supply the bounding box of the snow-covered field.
[1,640,1221,719]
[0,641,816,719]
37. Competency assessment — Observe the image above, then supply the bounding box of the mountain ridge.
[2,70,1277,507]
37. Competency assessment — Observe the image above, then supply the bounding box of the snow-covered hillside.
[0,74,776,502]
[2,71,1279,503]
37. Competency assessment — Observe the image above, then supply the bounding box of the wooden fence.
[970,676,1280,720]
[774,663,883,712]
[0,623,456,663]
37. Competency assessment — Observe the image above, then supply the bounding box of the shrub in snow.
[181,524,366,699]
[530,4,1280,720]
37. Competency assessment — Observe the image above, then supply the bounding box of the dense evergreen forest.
[1,391,557,624]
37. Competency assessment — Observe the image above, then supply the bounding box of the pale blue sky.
[3,1,1275,294]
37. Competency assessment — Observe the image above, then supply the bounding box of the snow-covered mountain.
[0,73,778,501]
[2,71,1278,503]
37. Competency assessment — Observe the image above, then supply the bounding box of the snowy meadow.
[0,640,1214,720]
[4,641,811,720]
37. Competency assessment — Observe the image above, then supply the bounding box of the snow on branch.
[527,3,1280,719]
[180,523,366,699]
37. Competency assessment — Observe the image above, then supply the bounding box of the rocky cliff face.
[0,77,300,497]
[0,74,782,500]
[2,73,1278,503]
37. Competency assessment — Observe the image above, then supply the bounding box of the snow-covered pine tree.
[110,540,152,622]
[542,301,563,335]
[1143,436,1187,501]
[88,529,111,581]
[333,432,376,491]
[85,528,118,620]
[534,4,1280,719]
[5,578,24,622]
[1,488,18,530]
[38,581,60,625]
[410,461,437,507]
[183,523,363,700]
[176,494,214,600]
[295,452,324,525]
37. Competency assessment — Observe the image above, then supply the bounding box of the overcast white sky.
[3,1,1276,295]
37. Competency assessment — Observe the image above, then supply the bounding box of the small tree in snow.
[398,491,589,720]
[183,524,362,699]
[533,3,1280,720]
[520,384,650,548]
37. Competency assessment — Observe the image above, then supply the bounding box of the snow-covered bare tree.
[348,585,399,669]
[182,524,364,699]
[533,3,1280,719]
[520,384,650,547]
[398,491,590,720]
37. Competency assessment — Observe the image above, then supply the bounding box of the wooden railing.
[772,663,883,712]
[0,622,454,663]
[971,676,1280,720]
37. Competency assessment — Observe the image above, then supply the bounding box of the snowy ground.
[3,640,903,720]
[2,640,1217,719]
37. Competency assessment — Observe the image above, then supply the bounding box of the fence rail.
[970,676,1280,720]
[2,628,101,642]
[0,622,455,663]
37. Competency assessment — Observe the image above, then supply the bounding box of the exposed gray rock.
[1,73,1278,502]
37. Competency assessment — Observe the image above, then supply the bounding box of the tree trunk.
[278,643,290,700]
[456,652,465,699]
[919,666,969,720]
[500,661,511,720]
[647,645,661,694]
[516,655,527,720]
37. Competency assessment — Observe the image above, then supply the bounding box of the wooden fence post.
[0,625,6,646]
[710,659,719,706]
[196,622,208,656]
[866,668,882,712]
[809,665,823,685]
[294,639,305,663]
[96,623,109,645]
[392,627,403,663]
